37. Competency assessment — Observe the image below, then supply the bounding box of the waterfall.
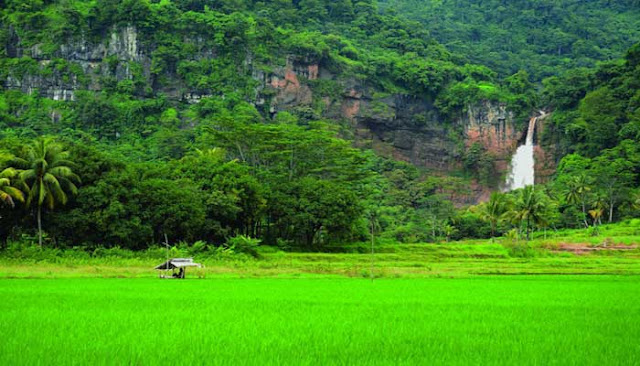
[504,113,543,191]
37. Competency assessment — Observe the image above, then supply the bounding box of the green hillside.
[380,0,640,80]
[0,0,638,252]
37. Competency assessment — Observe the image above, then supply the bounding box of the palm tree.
[0,167,24,208]
[588,208,604,236]
[589,195,607,227]
[478,192,509,241]
[13,138,80,247]
[442,223,457,243]
[563,175,591,228]
[508,186,549,241]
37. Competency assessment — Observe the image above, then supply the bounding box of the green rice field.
[2,276,639,365]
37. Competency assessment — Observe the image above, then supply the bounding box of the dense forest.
[0,0,639,252]
[381,0,640,80]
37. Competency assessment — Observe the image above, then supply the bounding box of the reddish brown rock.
[341,99,361,120]
[308,64,319,80]
[463,101,519,167]
[533,116,556,184]
[270,60,313,107]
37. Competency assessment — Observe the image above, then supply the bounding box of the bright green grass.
[1,277,639,365]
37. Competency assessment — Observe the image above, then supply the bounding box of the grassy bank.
[1,221,639,278]
[1,242,639,279]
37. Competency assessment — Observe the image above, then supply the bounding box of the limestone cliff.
[5,26,146,101]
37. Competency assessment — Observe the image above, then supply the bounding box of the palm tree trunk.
[490,222,495,243]
[581,201,588,228]
[37,205,42,248]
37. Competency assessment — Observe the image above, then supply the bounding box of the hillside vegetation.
[0,0,639,252]
[381,0,640,80]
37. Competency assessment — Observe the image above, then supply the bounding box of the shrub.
[226,235,261,258]
[500,229,537,258]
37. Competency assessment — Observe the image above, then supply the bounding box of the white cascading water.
[504,114,542,191]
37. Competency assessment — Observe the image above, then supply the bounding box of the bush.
[500,229,537,258]
[507,243,537,258]
[226,235,261,258]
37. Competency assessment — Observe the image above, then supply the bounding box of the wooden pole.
[164,233,169,279]
[370,219,374,282]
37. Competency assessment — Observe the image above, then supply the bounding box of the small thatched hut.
[154,258,202,279]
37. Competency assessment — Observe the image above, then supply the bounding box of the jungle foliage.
[381,0,640,80]
[0,1,639,251]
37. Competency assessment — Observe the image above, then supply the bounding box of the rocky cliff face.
[533,115,557,184]
[463,102,517,173]
[3,25,539,200]
[5,26,146,101]
[266,57,522,175]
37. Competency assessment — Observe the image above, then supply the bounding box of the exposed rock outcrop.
[4,26,149,101]
[533,115,557,184]
[463,102,517,173]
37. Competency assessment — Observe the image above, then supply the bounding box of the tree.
[138,177,207,245]
[269,177,361,249]
[53,166,152,249]
[463,142,496,185]
[13,138,80,247]
[563,174,591,228]
[174,148,265,239]
[579,87,624,155]
[588,208,604,236]
[442,222,457,243]
[478,192,509,241]
[508,186,550,241]
[592,142,637,223]
[589,195,607,227]
[0,168,24,208]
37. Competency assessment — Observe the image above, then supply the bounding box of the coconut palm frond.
[19,169,36,182]
[44,189,56,210]
[58,177,79,196]
[3,186,25,203]
[9,156,30,169]
[48,166,73,177]
[45,174,67,205]
[0,167,19,179]
[38,180,47,206]
[50,158,76,169]
[0,190,15,208]
[43,172,62,188]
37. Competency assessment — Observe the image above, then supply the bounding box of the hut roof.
[155,258,202,270]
